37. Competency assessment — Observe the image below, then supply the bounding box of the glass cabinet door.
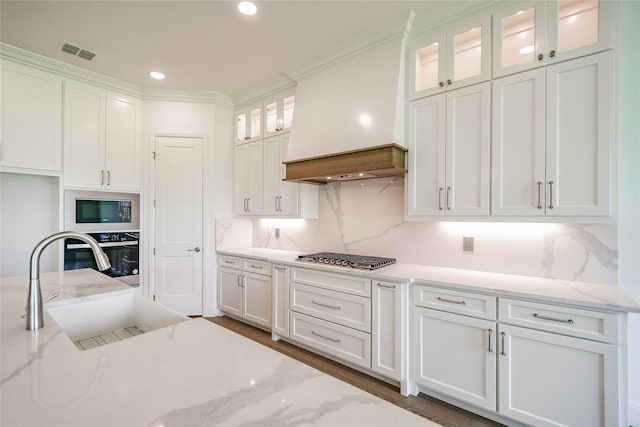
[282,95,295,131]
[413,34,446,97]
[236,112,247,143]
[264,93,295,136]
[493,2,546,77]
[265,101,278,135]
[249,107,261,139]
[547,0,611,62]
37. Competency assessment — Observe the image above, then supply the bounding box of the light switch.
[463,236,474,252]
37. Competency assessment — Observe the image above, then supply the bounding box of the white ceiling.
[0,1,445,100]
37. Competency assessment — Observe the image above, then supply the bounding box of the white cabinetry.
[371,280,405,382]
[492,52,611,216]
[217,255,272,329]
[235,102,262,144]
[493,0,612,77]
[409,15,491,99]
[289,267,372,370]
[234,141,263,215]
[411,286,498,410]
[0,60,62,173]
[263,89,295,138]
[263,134,297,215]
[64,80,142,192]
[271,264,290,339]
[497,298,622,427]
[407,82,490,217]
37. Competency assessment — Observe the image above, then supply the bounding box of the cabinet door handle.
[107,170,111,186]
[437,296,466,305]
[438,187,444,210]
[439,81,445,88]
[488,328,493,353]
[548,181,554,209]
[447,79,453,85]
[538,53,544,61]
[312,330,341,343]
[533,313,574,324]
[101,170,105,186]
[500,332,507,356]
[247,198,251,212]
[446,187,452,211]
[311,300,341,310]
[536,181,543,209]
[187,247,201,252]
[549,49,556,58]
[377,282,396,289]
[237,274,243,287]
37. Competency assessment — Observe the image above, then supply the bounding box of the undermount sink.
[46,289,189,350]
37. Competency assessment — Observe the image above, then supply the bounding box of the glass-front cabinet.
[264,89,295,137]
[235,102,262,144]
[409,15,491,100]
[493,0,612,77]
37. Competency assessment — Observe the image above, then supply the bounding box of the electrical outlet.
[275,228,280,238]
[463,236,474,252]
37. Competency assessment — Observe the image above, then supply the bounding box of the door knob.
[188,247,201,253]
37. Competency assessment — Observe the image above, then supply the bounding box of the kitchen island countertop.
[0,269,435,427]
[217,247,640,313]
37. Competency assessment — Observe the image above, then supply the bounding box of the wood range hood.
[283,143,407,185]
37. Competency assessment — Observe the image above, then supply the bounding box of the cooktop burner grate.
[296,252,396,270]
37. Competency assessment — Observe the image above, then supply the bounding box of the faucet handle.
[22,293,59,318]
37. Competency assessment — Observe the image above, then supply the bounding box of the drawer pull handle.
[224,260,236,264]
[533,313,574,324]
[501,332,507,356]
[377,283,396,289]
[312,330,341,343]
[311,300,341,310]
[250,264,263,269]
[437,296,466,305]
[488,328,493,353]
[274,266,286,271]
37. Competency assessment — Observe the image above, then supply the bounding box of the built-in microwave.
[64,190,140,231]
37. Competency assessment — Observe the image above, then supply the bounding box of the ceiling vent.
[60,42,96,61]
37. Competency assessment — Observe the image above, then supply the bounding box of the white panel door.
[407,94,446,216]
[446,82,490,215]
[105,92,142,192]
[492,69,546,215]
[154,135,203,315]
[546,52,611,216]
[242,272,272,328]
[498,324,619,427]
[412,307,497,411]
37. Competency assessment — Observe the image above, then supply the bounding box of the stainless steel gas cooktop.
[296,252,396,270]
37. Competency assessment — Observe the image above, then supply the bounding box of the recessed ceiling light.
[149,71,165,80]
[238,1,257,16]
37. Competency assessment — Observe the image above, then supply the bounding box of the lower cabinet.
[372,280,405,382]
[217,255,272,329]
[410,287,624,427]
[271,264,290,339]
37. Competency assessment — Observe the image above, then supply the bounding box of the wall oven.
[64,232,140,286]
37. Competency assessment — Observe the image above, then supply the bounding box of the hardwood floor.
[204,315,503,427]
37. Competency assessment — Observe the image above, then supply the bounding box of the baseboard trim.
[630,401,640,427]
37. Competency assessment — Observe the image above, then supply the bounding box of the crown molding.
[141,88,234,108]
[233,73,296,108]
[284,10,414,82]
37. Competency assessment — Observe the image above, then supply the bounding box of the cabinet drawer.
[291,267,371,297]
[290,312,371,369]
[413,285,497,320]
[498,299,620,343]
[218,255,242,270]
[243,258,272,276]
[291,283,371,332]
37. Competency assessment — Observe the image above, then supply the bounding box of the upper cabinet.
[235,102,262,144]
[493,0,612,77]
[409,15,491,100]
[0,60,62,173]
[64,79,142,192]
[263,89,295,138]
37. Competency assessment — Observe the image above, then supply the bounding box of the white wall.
[0,173,60,277]
[144,99,233,317]
[617,1,640,423]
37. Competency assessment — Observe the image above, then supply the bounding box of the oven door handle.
[67,241,139,249]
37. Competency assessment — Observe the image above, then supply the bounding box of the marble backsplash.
[216,177,618,285]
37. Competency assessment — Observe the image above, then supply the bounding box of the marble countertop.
[1,269,435,427]
[217,248,640,313]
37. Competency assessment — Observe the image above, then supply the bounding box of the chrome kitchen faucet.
[26,231,111,330]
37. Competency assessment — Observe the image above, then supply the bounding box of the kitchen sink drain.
[73,326,145,351]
